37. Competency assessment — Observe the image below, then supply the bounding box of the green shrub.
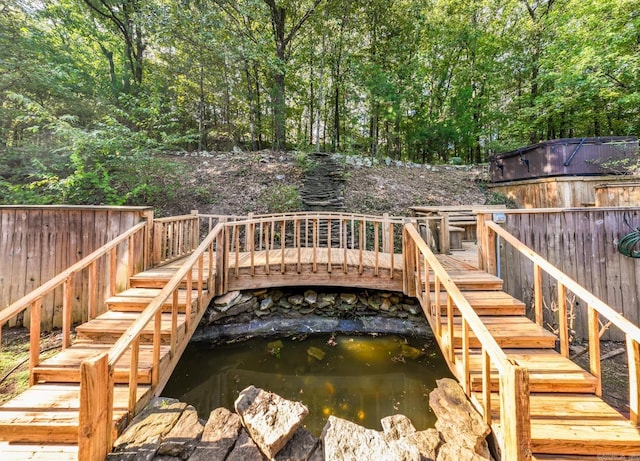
[259,184,302,212]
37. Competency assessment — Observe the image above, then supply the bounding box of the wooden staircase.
[431,279,640,458]
[0,265,210,459]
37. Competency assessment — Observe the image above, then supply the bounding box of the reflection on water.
[163,334,452,435]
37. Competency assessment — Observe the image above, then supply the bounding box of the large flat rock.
[321,415,420,461]
[188,407,242,461]
[235,386,309,459]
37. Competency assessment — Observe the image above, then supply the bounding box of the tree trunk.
[244,60,257,150]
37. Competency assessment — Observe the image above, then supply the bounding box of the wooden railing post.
[62,276,73,349]
[627,337,640,425]
[142,209,154,270]
[79,352,110,461]
[533,264,543,326]
[402,224,416,296]
[245,212,254,252]
[28,298,42,386]
[382,213,390,253]
[485,224,497,276]
[558,282,569,357]
[440,212,450,254]
[191,210,199,248]
[499,364,531,461]
[477,213,488,271]
[216,220,227,295]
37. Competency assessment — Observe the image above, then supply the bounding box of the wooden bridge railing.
[403,223,531,460]
[0,222,149,377]
[478,215,640,426]
[79,222,225,459]
[151,212,200,266]
[216,213,439,287]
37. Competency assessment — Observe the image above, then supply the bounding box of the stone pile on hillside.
[107,379,495,461]
[301,152,345,212]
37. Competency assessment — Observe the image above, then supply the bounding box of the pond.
[162,334,452,435]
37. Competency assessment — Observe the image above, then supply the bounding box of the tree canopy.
[1,0,639,203]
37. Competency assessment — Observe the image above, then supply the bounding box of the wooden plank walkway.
[1,230,639,459]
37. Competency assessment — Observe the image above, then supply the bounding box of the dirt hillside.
[162,150,494,217]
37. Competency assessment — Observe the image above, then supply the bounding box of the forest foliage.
[1,0,639,205]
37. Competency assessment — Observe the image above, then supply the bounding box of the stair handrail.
[482,218,640,425]
[77,223,225,459]
[403,222,531,461]
[106,222,224,367]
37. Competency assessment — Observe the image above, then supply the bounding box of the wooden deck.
[0,211,639,460]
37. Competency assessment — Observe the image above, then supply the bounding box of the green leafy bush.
[259,184,302,212]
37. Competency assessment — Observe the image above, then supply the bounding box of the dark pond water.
[163,334,452,435]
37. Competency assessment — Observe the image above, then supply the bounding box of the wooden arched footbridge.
[1,210,639,460]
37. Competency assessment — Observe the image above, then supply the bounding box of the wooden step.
[453,349,598,393]
[430,270,503,291]
[532,456,612,461]
[75,310,187,344]
[474,392,640,456]
[0,383,150,444]
[434,291,526,316]
[129,266,210,289]
[0,442,78,460]
[106,288,200,312]
[32,342,171,384]
[450,316,557,349]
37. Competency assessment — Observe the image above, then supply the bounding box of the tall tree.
[262,0,323,149]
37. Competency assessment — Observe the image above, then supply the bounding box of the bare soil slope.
[163,150,490,217]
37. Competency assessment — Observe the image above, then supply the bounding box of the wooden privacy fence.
[0,207,210,330]
[403,223,531,460]
[477,208,640,341]
[0,206,153,330]
[0,222,148,377]
[477,217,640,425]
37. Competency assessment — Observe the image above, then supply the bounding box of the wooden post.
[152,312,161,386]
[476,213,486,270]
[128,337,140,419]
[215,224,226,295]
[482,348,492,425]
[389,221,395,278]
[588,304,602,397]
[558,282,569,358]
[191,210,199,248]
[499,364,531,461]
[462,318,470,395]
[62,276,73,349]
[142,209,154,270]
[627,337,640,425]
[88,262,98,321]
[485,225,497,276]
[440,212,450,254]
[78,353,110,461]
[382,213,390,253]
[446,293,454,364]
[245,212,254,252]
[402,226,416,296]
[109,247,117,298]
[29,298,42,386]
[533,264,543,326]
